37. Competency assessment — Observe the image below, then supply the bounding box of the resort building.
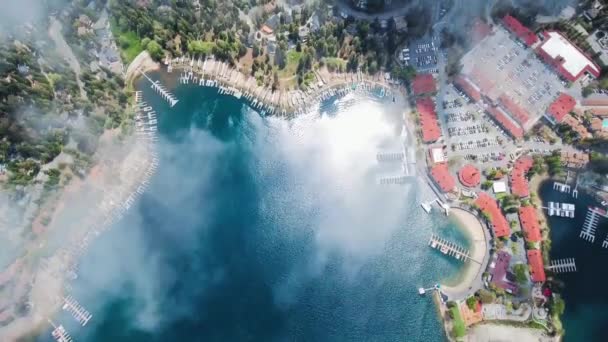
[510,156,534,198]
[488,251,518,294]
[537,31,601,83]
[527,249,547,283]
[475,193,511,238]
[561,150,590,169]
[430,163,456,193]
[545,93,577,125]
[503,14,538,46]
[412,73,437,96]
[416,98,442,143]
[518,205,543,243]
[458,164,481,188]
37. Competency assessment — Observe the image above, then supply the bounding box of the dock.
[139,70,179,107]
[378,175,413,185]
[418,283,440,295]
[603,236,608,248]
[376,151,405,162]
[546,258,576,273]
[543,202,575,218]
[580,206,607,243]
[553,181,571,194]
[428,234,478,263]
[62,295,92,326]
[50,324,73,342]
[421,202,432,213]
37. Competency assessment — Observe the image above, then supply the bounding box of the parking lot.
[460,27,566,130]
[408,35,439,72]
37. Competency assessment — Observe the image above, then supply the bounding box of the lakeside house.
[475,193,511,238]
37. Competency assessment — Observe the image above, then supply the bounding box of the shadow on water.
[539,180,608,342]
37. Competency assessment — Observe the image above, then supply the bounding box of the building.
[454,75,482,102]
[518,205,542,243]
[545,93,577,124]
[510,156,534,198]
[493,181,507,194]
[498,95,531,128]
[430,163,456,193]
[412,73,437,96]
[487,106,524,140]
[416,98,442,143]
[562,114,591,139]
[458,164,481,188]
[536,31,601,83]
[561,150,589,169]
[502,15,538,46]
[475,193,510,238]
[488,251,518,293]
[527,249,546,283]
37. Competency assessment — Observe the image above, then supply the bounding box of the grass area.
[110,20,143,63]
[323,57,346,72]
[450,306,466,338]
[278,50,302,79]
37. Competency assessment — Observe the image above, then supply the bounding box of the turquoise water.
[39,79,470,341]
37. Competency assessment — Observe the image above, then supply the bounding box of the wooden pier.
[546,258,576,273]
[580,206,607,243]
[62,295,92,326]
[428,235,478,263]
[140,70,179,107]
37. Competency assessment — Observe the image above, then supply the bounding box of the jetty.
[546,258,576,273]
[602,235,608,248]
[418,283,441,295]
[580,206,608,243]
[379,175,413,185]
[543,202,575,218]
[62,295,92,326]
[376,151,405,162]
[139,70,179,107]
[553,181,571,194]
[428,234,478,263]
[49,321,73,342]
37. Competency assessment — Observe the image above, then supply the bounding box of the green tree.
[146,40,163,60]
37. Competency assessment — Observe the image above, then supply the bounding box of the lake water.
[39,79,470,341]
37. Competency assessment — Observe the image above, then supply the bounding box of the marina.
[62,296,92,326]
[553,181,571,194]
[579,206,607,243]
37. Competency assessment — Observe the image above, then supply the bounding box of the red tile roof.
[502,14,538,46]
[581,94,608,107]
[412,73,437,96]
[459,164,481,188]
[487,106,524,139]
[416,97,442,143]
[472,19,492,44]
[547,93,576,123]
[518,205,542,242]
[527,249,546,282]
[430,163,456,193]
[510,156,534,198]
[475,192,511,238]
[499,95,530,127]
[454,75,482,102]
[490,251,518,293]
[470,67,496,95]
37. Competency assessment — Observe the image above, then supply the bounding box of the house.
[536,31,601,83]
[430,163,456,193]
[475,193,510,238]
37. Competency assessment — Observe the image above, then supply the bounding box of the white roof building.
[537,31,601,82]
[493,181,507,194]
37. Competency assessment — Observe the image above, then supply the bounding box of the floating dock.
[547,258,576,273]
[139,70,179,107]
[428,234,477,263]
[378,175,412,185]
[553,181,571,194]
[545,202,575,218]
[580,206,607,243]
[418,283,440,295]
[50,324,73,342]
[376,151,405,162]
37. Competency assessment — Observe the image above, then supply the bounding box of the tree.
[551,297,565,316]
[466,296,478,310]
[146,40,163,60]
[477,289,495,304]
[513,264,528,284]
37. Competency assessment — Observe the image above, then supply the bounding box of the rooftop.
[475,192,511,238]
[454,75,482,102]
[502,14,538,46]
[527,249,546,282]
[510,156,534,198]
[519,205,542,242]
[547,93,576,123]
[412,73,437,96]
[416,98,442,143]
[537,31,601,82]
[499,94,531,127]
[487,106,524,139]
[458,164,481,188]
[430,163,456,193]
[489,251,518,293]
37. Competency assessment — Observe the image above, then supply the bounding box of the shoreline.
[166,55,400,115]
[440,207,489,300]
[125,51,160,85]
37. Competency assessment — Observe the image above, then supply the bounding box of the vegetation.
[449,305,466,338]
[512,264,528,284]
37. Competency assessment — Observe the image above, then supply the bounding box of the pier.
[62,295,92,326]
[580,206,608,243]
[49,321,73,342]
[418,283,441,295]
[428,234,478,263]
[603,236,608,248]
[139,70,179,107]
[421,198,450,215]
[546,258,576,273]
[543,202,575,218]
[378,175,413,185]
[553,181,571,194]
[376,151,404,162]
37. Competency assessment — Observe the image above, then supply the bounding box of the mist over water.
[38,83,470,341]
